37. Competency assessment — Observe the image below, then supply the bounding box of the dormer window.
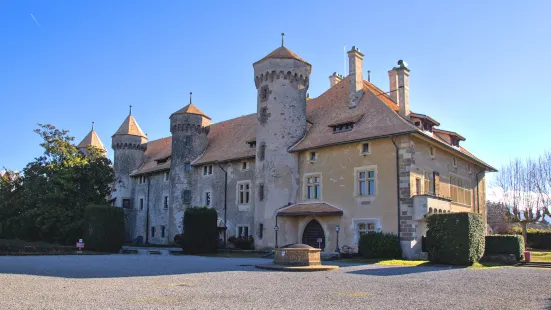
[450,137,460,147]
[247,140,257,148]
[155,156,171,165]
[331,122,355,133]
[423,122,433,132]
[414,121,421,128]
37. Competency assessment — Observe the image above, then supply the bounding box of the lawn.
[0,239,104,256]
[530,251,551,263]
[339,257,506,269]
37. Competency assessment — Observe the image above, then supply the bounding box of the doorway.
[302,219,325,250]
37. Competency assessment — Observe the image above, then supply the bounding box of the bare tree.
[495,154,551,246]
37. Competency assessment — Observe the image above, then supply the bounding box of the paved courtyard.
[0,255,549,310]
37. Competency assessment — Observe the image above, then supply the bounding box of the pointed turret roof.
[255,46,309,64]
[172,103,211,119]
[78,128,107,152]
[113,115,147,138]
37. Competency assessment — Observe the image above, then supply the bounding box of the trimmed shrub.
[358,232,401,259]
[83,204,125,253]
[426,212,485,266]
[485,235,524,261]
[228,235,255,250]
[181,207,218,254]
[527,232,551,250]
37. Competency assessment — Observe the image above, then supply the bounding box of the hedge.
[485,235,524,261]
[181,207,218,254]
[426,212,485,266]
[526,232,551,250]
[83,204,125,253]
[358,232,401,259]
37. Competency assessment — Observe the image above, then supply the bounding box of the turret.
[78,122,107,156]
[168,93,211,239]
[111,106,148,208]
[253,34,311,248]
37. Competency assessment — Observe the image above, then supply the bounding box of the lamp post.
[335,225,340,253]
[274,225,279,249]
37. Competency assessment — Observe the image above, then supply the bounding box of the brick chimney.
[347,46,364,108]
[329,72,343,88]
[388,60,410,119]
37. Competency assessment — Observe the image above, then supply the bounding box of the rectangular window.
[357,222,375,240]
[185,162,192,172]
[453,156,457,167]
[259,184,264,201]
[450,175,472,206]
[361,143,370,154]
[259,223,263,239]
[204,191,211,207]
[164,196,169,209]
[139,198,144,211]
[468,164,472,173]
[424,170,433,195]
[248,141,256,148]
[122,199,131,209]
[357,170,375,196]
[259,143,266,161]
[429,146,435,158]
[164,171,169,181]
[310,152,317,161]
[242,161,247,170]
[237,182,251,204]
[182,190,191,204]
[151,227,155,238]
[161,226,165,238]
[237,225,249,237]
[306,175,321,199]
[185,136,191,146]
[415,178,421,195]
[203,165,213,175]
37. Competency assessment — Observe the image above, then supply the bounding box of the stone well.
[255,244,338,271]
[274,244,321,266]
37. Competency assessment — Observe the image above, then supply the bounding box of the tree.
[494,153,551,246]
[486,201,510,234]
[0,124,114,244]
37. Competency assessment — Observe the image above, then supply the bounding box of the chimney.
[347,46,364,108]
[329,72,343,88]
[388,60,410,119]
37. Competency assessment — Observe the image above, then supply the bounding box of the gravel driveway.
[0,255,549,310]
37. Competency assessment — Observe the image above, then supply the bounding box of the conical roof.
[254,46,310,66]
[113,115,147,138]
[172,103,211,119]
[78,129,106,152]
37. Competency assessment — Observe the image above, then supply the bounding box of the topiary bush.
[526,232,551,250]
[426,212,485,266]
[181,207,218,254]
[83,204,125,253]
[358,232,401,259]
[484,235,524,261]
[228,235,255,250]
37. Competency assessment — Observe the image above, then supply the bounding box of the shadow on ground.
[347,265,453,276]
[0,254,272,279]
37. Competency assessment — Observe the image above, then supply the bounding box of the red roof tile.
[254,46,311,66]
[132,137,172,176]
[113,115,147,138]
[172,103,211,120]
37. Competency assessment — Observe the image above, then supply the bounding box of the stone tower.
[252,40,311,248]
[168,93,211,240]
[112,108,148,209]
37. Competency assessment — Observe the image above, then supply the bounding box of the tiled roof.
[113,115,146,138]
[254,46,310,66]
[172,103,211,120]
[131,137,172,176]
[433,128,465,141]
[290,76,417,152]
[278,202,343,217]
[192,114,257,165]
[78,129,106,152]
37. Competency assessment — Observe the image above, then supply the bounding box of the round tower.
[168,93,211,239]
[111,106,148,209]
[253,36,311,248]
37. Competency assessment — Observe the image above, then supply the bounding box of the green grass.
[0,239,105,255]
[338,258,429,267]
[530,251,551,263]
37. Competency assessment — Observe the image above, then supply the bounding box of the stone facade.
[92,43,494,258]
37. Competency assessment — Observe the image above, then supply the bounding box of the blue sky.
[1,1,550,183]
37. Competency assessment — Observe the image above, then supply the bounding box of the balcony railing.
[412,190,451,201]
